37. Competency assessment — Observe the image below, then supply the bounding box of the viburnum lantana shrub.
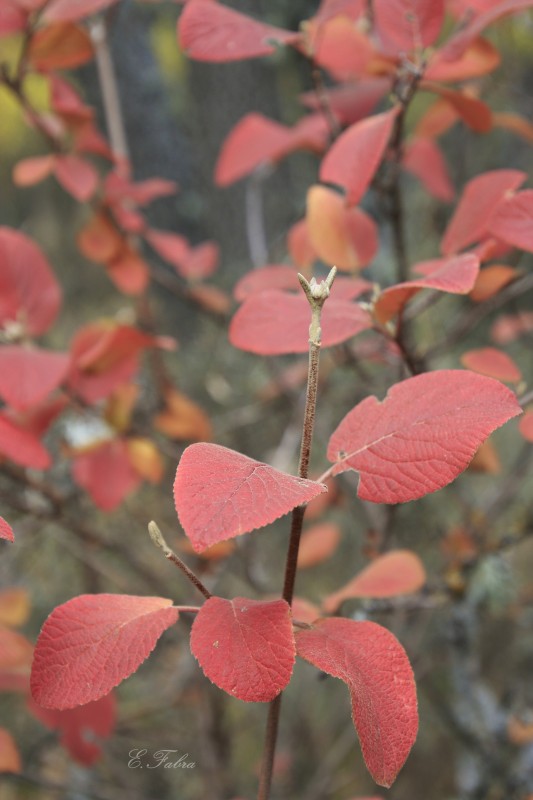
[2,0,533,798]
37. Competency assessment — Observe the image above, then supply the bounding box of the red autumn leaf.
[178,0,300,62]
[296,618,418,787]
[145,228,190,270]
[0,627,33,692]
[229,290,372,355]
[493,111,533,145]
[441,169,526,255]
[373,0,445,53]
[0,227,62,337]
[215,114,293,187]
[420,83,492,133]
[50,74,93,120]
[0,728,21,774]
[415,98,459,139]
[491,312,533,344]
[327,370,521,503]
[104,172,177,206]
[190,596,295,702]
[440,0,533,61]
[425,36,501,82]
[488,190,533,253]
[31,594,179,709]
[29,692,116,766]
[322,550,426,612]
[461,347,522,383]
[234,265,301,301]
[0,517,14,543]
[519,410,533,443]
[312,16,373,80]
[42,0,120,22]
[0,414,50,470]
[288,218,317,269]
[106,246,150,295]
[320,107,399,206]
[13,154,56,186]
[72,439,142,511]
[373,254,479,324]
[180,242,220,281]
[469,265,519,302]
[77,211,123,263]
[300,79,390,127]
[0,346,69,411]
[28,22,93,70]
[174,443,326,552]
[297,522,341,569]
[307,186,378,269]
[402,137,454,202]
[0,4,26,36]
[54,154,99,202]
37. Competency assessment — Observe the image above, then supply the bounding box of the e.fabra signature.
[128,749,196,769]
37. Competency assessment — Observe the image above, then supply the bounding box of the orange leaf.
[154,388,212,442]
[0,728,21,774]
[28,22,94,71]
[469,265,519,302]
[127,437,164,483]
[322,550,426,612]
[297,522,341,569]
[13,154,55,186]
[421,82,492,133]
[0,589,30,628]
[461,347,522,383]
[307,185,378,270]
[467,438,501,474]
[77,211,124,263]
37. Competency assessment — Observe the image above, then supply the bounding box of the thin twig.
[148,521,212,600]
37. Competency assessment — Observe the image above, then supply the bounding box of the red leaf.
[312,16,374,80]
[421,83,492,133]
[373,254,479,324]
[72,439,141,511]
[307,185,378,269]
[0,227,62,336]
[31,594,179,709]
[0,414,50,470]
[0,517,14,543]
[322,550,426,612]
[426,36,501,82]
[441,170,526,255]
[180,242,219,281]
[174,443,326,552]
[297,522,341,569]
[296,618,418,787]
[0,346,69,411]
[373,0,445,53]
[106,247,150,295]
[43,0,120,22]
[327,370,521,503]
[215,113,293,187]
[402,137,454,202]
[190,596,295,702]
[461,347,522,383]
[519,410,533,443]
[300,79,390,127]
[440,0,533,61]
[320,107,399,206]
[0,627,33,692]
[145,228,190,270]
[178,0,300,62]
[104,172,177,206]
[234,265,301,301]
[29,692,116,766]
[54,154,98,202]
[0,4,26,36]
[13,154,56,186]
[488,190,533,253]
[491,312,533,344]
[229,290,372,355]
